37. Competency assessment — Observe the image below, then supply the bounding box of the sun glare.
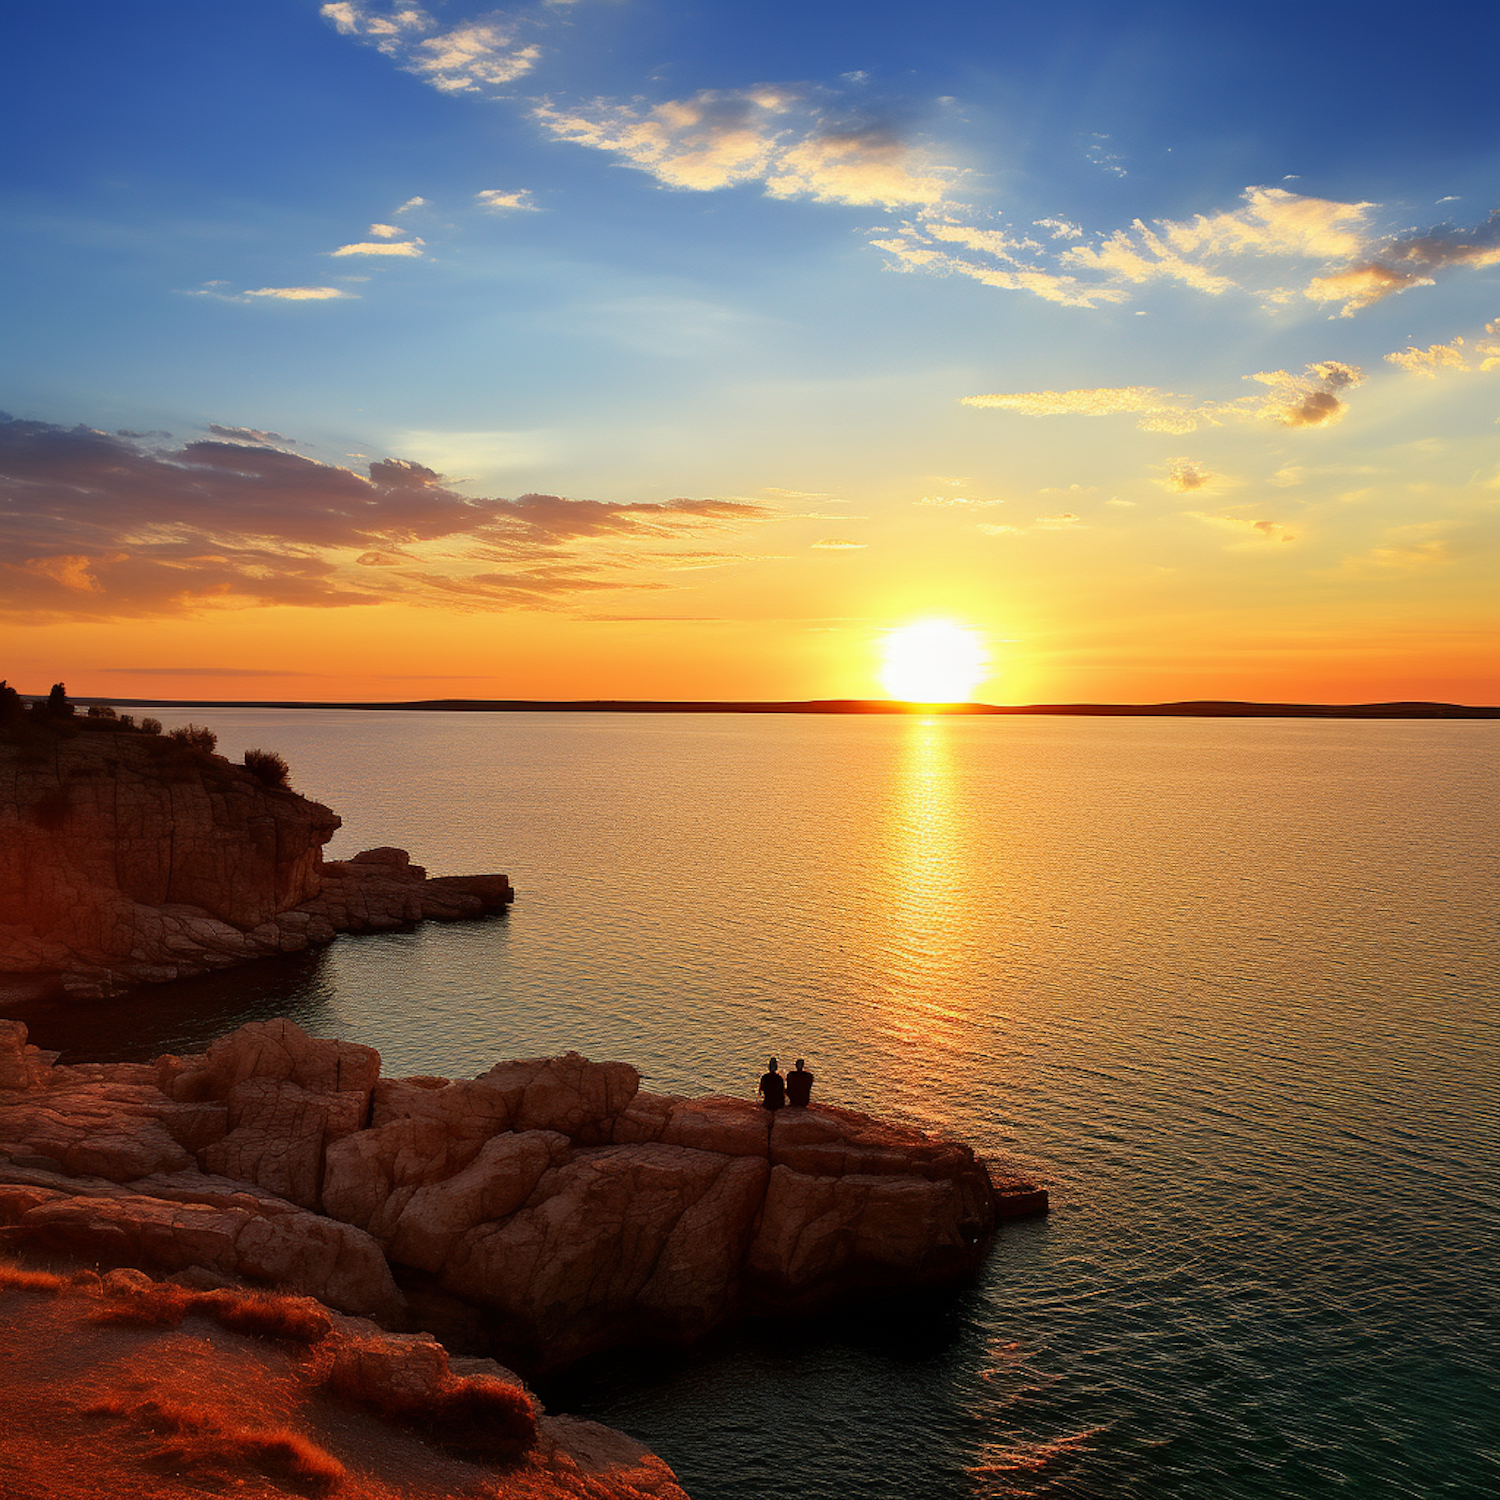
[880,621,988,703]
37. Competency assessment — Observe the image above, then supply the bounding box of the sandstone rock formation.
[1,1016,1047,1372]
[0,1256,690,1499]
[0,716,513,996]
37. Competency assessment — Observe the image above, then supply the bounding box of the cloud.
[811,537,866,549]
[396,196,426,213]
[1385,321,1500,376]
[1034,512,1082,528]
[1310,209,1500,315]
[1161,458,1214,492]
[534,88,949,207]
[1189,513,1298,545]
[475,188,537,211]
[871,187,1500,316]
[206,425,294,446]
[916,493,999,507]
[0,414,773,620]
[963,361,1364,433]
[978,522,1023,535]
[320,4,540,93]
[368,223,402,238]
[330,240,424,257]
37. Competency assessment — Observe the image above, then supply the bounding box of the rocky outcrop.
[0,1016,1047,1373]
[0,718,513,996]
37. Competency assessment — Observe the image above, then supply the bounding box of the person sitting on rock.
[758,1058,786,1111]
[786,1058,814,1108]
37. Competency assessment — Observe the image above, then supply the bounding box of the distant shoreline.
[55,697,1500,719]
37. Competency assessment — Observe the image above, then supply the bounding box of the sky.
[2,0,1497,705]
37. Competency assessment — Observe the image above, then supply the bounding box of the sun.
[880,620,989,703]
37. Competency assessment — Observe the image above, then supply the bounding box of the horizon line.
[31,696,1500,719]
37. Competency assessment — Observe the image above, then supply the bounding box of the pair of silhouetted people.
[758,1057,813,1110]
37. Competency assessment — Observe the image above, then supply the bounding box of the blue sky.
[2,1,1497,702]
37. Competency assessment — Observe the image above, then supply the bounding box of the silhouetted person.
[786,1058,814,1108]
[758,1057,786,1111]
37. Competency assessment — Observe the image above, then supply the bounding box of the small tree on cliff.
[167,723,218,753]
[244,748,291,789]
[46,683,74,718]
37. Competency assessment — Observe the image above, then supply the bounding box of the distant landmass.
[89,697,1499,719]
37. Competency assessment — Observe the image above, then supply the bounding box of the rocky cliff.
[0,1016,1047,1374]
[0,716,512,996]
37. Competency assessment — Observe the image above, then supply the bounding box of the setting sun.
[880,621,989,703]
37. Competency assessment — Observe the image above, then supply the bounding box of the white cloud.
[534,88,949,207]
[475,188,537,211]
[1385,321,1500,376]
[320,4,540,93]
[368,223,403,238]
[242,286,358,301]
[396,196,427,213]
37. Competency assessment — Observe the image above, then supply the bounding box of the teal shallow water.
[15,712,1498,1499]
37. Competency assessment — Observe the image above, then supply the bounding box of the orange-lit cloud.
[963,361,1364,432]
[1385,319,1500,375]
[1161,458,1215,492]
[1189,513,1298,545]
[0,415,773,621]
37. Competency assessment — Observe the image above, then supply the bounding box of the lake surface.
[16,711,1498,1499]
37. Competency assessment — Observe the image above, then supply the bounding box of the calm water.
[15,711,1498,1499]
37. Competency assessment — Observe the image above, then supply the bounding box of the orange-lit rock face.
[0,720,513,995]
[0,721,339,990]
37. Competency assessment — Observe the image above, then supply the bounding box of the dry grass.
[85,1277,333,1341]
[88,1395,347,1496]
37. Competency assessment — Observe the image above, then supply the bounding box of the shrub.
[117,712,137,728]
[86,703,118,720]
[47,682,74,717]
[140,716,163,735]
[0,681,22,723]
[244,747,291,789]
[167,722,218,753]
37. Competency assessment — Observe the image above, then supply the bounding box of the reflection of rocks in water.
[6,946,336,1064]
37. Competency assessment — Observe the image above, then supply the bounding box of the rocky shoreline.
[0,708,513,998]
[2,1014,1046,1497]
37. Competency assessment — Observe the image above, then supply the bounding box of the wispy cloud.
[534,87,950,207]
[963,361,1365,434]
[0,414,774,620]
[811,537,866,549]
[876,188,1498,315]
[1385,319,1500,376]
[321,3,541,93]
[242,285,359,300]
[330,239,424,257]
[1189,513,1299,545]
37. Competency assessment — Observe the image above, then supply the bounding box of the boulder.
[442,1143,768,1364]
[169,1016,380,1103]
[200,1077,367,1209]
[475,1052,641,1144]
